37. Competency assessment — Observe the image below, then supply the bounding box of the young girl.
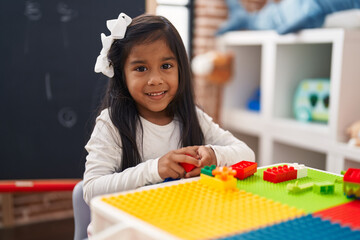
[83,13,255,204]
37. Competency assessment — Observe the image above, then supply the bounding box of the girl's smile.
[146,90,166,97]
[124,38,179,125]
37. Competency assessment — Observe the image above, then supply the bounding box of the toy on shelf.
[293,78,330,123]
[191,51,234,123]
[263,165,297,183]
[247,87,261,112]
[231,161,257,180]
[343,168,360,199]
[191,51,234,85]
[347,120,360,147]
[200,166,237,191]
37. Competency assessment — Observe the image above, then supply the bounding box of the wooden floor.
[0,218,74,240]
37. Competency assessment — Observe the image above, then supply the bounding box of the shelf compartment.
[337,142,360,162]
[273,43,332,123]
[222,45,262,112]
[270,118,330,153]
[218,29,360,174]
[272,141,327,170]
[221,108,263,136]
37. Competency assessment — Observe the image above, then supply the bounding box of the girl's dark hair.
[99,14,204,171]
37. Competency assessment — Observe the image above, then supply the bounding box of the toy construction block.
[263,165,297,183]
[212,166,237,181]
[289,163,308,179]
[201,165,216,176]
[313,181,335,194]
[343,168,360,198]
[287,181,314,193]
[334,178,343,184]
[231,161,257,180]
[180,162,196,173]
[200,174,237,191]
[200,166,237,191]
[344,168,360,184]
[180,154,198,172]
[343,182,360,199]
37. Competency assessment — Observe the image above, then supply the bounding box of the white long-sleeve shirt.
[83,107,255,204]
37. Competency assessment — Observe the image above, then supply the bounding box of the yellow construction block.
[200,173,237,191]
[102,180,305,240]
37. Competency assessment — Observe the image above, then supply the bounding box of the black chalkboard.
[0,0,145,179]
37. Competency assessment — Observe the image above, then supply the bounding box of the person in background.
[217,0,360,35]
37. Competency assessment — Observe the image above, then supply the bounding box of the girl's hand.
[158,146,201,180]
[185,146,217,178]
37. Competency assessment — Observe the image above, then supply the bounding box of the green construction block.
[313,182,335,194]
[334,178,343,184]
[201,165,216,177]
[287,181,314,193]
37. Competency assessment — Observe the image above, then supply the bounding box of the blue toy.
[293,78,330,122]
[163,177,180,182]
[247,87,261,112]
[217,0,360,35]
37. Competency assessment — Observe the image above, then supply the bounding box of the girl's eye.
[136,66,147,72]
[161,63,172,70]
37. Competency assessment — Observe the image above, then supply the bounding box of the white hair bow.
[94,13,132,78]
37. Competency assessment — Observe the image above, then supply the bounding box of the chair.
[72,180,91,240]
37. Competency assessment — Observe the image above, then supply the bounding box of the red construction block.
[180,154,197,172]
[180,162,196,172]
[344,168,360,184]
[263,165,297,183]
[314,200,360,230]
[231,161,257,180]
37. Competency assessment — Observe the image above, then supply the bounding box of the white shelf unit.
[217,29,360,174]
